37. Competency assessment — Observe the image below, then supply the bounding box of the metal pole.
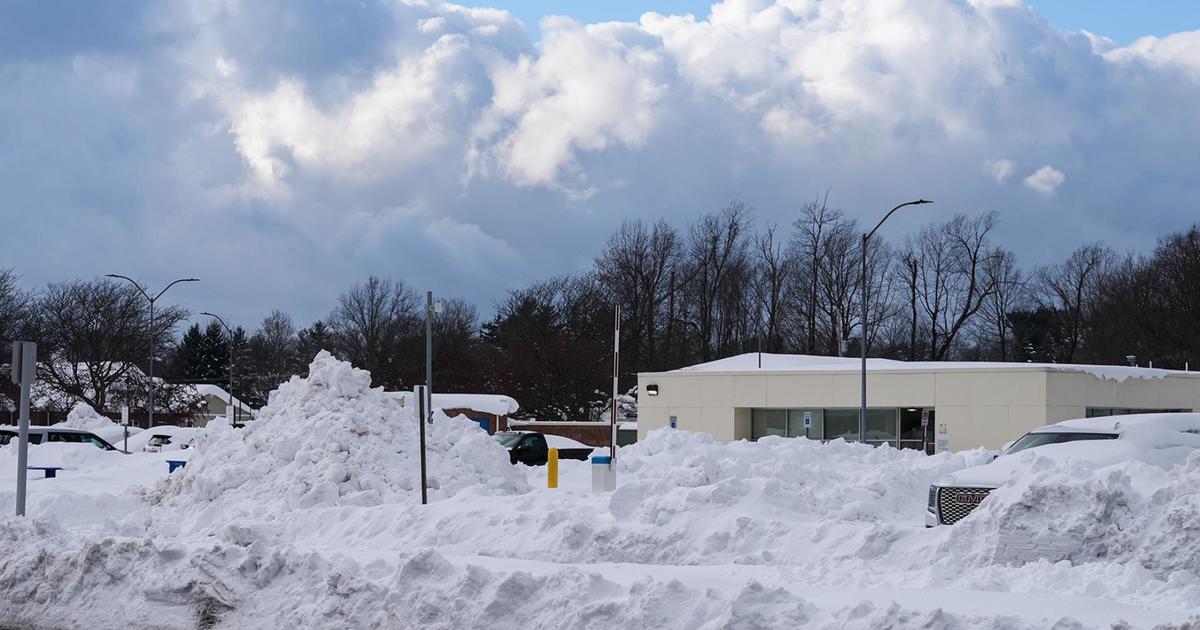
[860,234,868,444]
[148,298,155,427]
[229,331,235,424]
[859,199,932,445]
[611,304,620,465]
[416,384,428,505]
[425,291,433,425]
[13,341,36,517]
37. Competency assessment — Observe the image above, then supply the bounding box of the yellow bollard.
[547,447,559,489]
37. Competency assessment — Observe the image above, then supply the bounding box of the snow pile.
[343,429,994,566]
[55,402,116,431]
[945,447,1200,578]
[147,351,526,523]
[617,429,993,524]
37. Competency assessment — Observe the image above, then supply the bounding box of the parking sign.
[803,411,812,427]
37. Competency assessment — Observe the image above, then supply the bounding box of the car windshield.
[1006,431,1118,455]
[494,432,525,447]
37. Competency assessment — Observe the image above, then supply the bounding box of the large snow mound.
[146,351,527,524]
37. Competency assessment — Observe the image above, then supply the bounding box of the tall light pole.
[201,312,236,425]
[860,200,931,444]
[106,275,198,427]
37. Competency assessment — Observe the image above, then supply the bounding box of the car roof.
[1033,412,1200,435]
[0,426,95,434]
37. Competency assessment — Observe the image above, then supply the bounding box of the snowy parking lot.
[2,353,1199,629]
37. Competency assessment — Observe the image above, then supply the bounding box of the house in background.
[385,391,519,434]
[193,384,257,426]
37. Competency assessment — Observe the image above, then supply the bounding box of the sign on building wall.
[669,415,677,429]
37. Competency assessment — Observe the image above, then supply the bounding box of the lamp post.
[201,312,236,425]
[860,200,931,444]
[106,275,198,427]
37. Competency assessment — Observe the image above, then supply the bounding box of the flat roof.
[644,353,1199,384]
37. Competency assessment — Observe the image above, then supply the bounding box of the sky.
[3,0,1200,332]
[464,0,1200,44]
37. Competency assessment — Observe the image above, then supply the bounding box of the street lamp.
[201,312,236,426]
[860,200,931,444]
[106,275,198,427]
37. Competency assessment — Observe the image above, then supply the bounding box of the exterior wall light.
[646,384,659,396]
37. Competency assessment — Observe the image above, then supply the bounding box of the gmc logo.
[954,493,987,506]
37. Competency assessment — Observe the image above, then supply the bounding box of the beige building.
[637,354,1200,452]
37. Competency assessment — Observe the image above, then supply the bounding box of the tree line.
[2,200,1198,421]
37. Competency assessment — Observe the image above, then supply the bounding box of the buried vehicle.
[0,426,119,451]
[494,431,594,466]
[927,412,1200,526]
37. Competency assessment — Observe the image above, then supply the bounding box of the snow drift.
[144,351,526,526]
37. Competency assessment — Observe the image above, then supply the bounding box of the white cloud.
[984,158,1015,183]
[1024,165,1066,196]
[4,0,1200,325]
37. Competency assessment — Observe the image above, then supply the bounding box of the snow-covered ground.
[1,352,1198,629]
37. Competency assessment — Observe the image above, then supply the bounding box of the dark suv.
[495,431,549,466]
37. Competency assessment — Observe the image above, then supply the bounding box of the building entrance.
[900,407,934,453]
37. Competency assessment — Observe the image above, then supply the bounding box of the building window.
[787,409,823,439]
[751,409,787,438]
[1086,407,1190,418]
[864,408,898,446]
[750,407,909,447]
[823,409,860,441]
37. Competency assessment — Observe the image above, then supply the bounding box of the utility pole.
[12,341,35,516]
[860,200,931,444]
[610,305,621,465]
[107,275,198,427]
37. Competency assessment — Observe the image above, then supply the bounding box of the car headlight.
[928,485,938,510]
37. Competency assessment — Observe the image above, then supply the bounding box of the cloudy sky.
[4,0,1200,329]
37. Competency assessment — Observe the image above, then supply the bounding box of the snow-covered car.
[124,425,202,453]
[927,412,1200,526]
[0,426,119,451]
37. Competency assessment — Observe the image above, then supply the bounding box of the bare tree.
[1034,243,1113,362]
[790,195,838,353]
[975,248,1026,361]
[752,224,793,352]
[910,213,1000,360]
[243,310,301,404]
[595,219,680,373]
[327,276,419,387]
[0,268,32,350]
[684,202,753,361]
[36,278,188,411]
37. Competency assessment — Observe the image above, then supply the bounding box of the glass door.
[899,408,932,452]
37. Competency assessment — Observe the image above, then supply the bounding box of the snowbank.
[3,364,1200,629]
[145,351,526,525]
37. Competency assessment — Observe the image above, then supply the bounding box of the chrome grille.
[936,487,992,525]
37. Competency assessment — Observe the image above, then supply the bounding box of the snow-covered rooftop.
[667,353,1198,383]
[385,391,520,416]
